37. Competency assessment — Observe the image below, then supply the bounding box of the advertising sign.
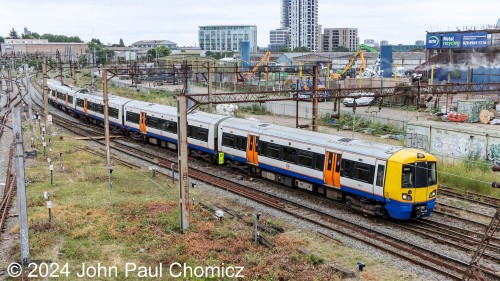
[426,34,441,48]
[462,32,488,48]
[441,34,462,48]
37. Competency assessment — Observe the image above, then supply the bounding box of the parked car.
[343,92,375,107]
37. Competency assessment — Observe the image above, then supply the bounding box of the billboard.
[441,34,462,48]
[462,32,488,48]
[426,34,441,48]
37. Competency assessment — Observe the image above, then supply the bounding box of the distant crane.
[242,51,271,81]
[331,44,380,80]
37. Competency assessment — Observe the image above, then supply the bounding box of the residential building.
[391,44,425,52]
[322,28,359,51]
[380,40,389,46]
[281,0,291,28]
[288,0,320,51]
[269,27,290,51]
[198,25,257,52]
[131,40,177,50]
[363,39,379,48]
[1,39,87,62]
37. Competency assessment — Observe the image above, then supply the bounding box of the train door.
[246,135,259,165]
[374,160,386,199]
[324,151,342,188]
[139,112,147,134]
[83,98,88,115]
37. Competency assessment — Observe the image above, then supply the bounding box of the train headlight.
[429,190,437,198]
[402,193,412,201]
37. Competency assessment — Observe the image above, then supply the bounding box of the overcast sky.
[1,0,498,47]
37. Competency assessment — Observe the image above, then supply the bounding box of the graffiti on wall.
[489,143,500,163]
[406,133,429,151]
[430,129,486,159]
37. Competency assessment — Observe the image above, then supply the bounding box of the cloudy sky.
[1,0,498,47]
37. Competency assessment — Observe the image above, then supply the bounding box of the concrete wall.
[406,120,500,163]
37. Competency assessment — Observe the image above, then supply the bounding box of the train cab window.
[298,151,313,168]
[76,98,84,107]
[427,162,437,186]
[126,111,140,124]
[267,144,281,159]
[376,165,385,187]
[402,165,414,188]
[415,162,437,187]
[282,147,297,164]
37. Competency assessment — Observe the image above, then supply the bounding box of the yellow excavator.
[331,44,379,80]
[242,51,271,81]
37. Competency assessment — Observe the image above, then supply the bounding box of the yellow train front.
[384,149,438,220]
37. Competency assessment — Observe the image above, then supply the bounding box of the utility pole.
[42,60,49,130]
[24,64,35,147]
[207,62,213,113]
[12,108,31,265]
[178,61,190,232]
[102,69,112,166]
[312,65,319,132]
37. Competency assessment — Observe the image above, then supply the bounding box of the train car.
[47,79,78,112]
[74,91,132,128]
[124,101,229,159]
[218,117,437,220]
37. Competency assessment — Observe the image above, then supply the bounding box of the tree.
[332,46,349,52]
[0,36,4,43]
[278,47,289,52]
[90,38,102,45]
[147,45,171,59]
[9,28,19,39]
[119,38,125,47]
[293,46,310,52]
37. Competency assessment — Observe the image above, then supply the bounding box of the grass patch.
[238,104,269,115]
[320,112,404,136]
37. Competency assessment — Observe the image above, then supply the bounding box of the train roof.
[125,100,228,124]
[220,117,402,159]
[75,91,133,105]
[47,79,82,93]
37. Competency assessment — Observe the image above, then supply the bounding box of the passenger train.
[46,79,438,220]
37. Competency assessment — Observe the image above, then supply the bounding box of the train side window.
[402,165,414,188]
[353,163,372,183]
[298,150,313,168]
[259,141,267,155]
[165,121,177,134]
[240,137,248,151]
[314,154,325,171]
[267,144,281,159]
[147,116,159,129]
[126,111,140,124]
[282,147,297,164]
[68,95,73,103]
[341,160,352,178]
[198,128,208,142]
[222,133,235,148]
[376,165,385,187]
[76,98,84,107]
[108,107,119,119]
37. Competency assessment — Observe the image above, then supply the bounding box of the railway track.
[26,78,500,280]
[439,185,500,209]
[0,146,15,235]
